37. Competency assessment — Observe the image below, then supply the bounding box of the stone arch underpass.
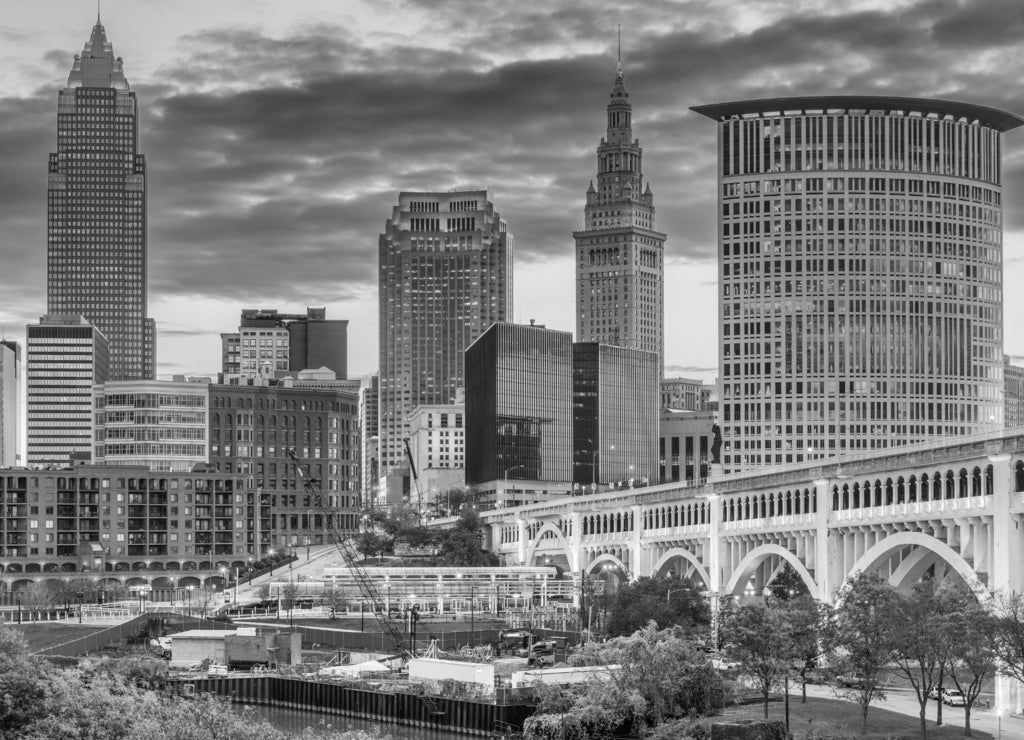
[724,543,818,597]
[846,530,990,602]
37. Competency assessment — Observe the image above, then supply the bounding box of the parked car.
[928,687,941,700]
[942,688,966,707]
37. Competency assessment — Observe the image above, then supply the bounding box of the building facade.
[93,379,210,472]
[0,341,20,467]
[378,190,512,476]
[466,323,574,497]
[26,315,109,467]
[692,96,1022,471]
[208,383,361,552]
[661,377,707,411]
[574,61,665,376]
[659,409,715,485]
[407,402,466,509]
[47,18,154,381]
[1005,358,1024,429]
[358,375,379,506]
[0,465,262,575]
[573,342,659,487]
[220,307,348,380]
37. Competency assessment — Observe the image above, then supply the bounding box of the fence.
[171,675,535,736]
[32,613,235,658]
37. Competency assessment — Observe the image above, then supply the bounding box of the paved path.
[796,682,1024,738]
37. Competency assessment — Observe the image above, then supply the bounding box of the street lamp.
[503,465,525,509]
[76,591,83,623]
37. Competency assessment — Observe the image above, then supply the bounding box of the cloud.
[4,0,1024,377]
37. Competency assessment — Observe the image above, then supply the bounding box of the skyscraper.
[26,315,108,466]
[0,341,20,467]
[378,190,512,476]
[47,16,154,381]
[574,59,665,376]
[692,96,1023,471]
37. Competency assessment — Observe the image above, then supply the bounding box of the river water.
[239,704,465,739]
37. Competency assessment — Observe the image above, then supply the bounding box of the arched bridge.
[476,429,1024,606]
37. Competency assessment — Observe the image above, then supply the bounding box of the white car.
[942,688,966,707]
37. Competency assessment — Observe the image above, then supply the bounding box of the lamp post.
[591,450,600,487]
[470,584,476,641]
[76,591,84,623]
[503,465,525,509]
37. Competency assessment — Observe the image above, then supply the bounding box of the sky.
[2,0,1024,384]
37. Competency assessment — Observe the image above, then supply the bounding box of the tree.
[17,581,56,621]
[764,562,811,601]
[604,576,709,638]
[825,572,903,735]
[887,577,946,740]
[991,590,1024,687]
[569,623,722,731]
[436,509,499,567]
[354,531,389,561]
[0,625,50,735]
[940,582,997,737]
[720,598,820,722]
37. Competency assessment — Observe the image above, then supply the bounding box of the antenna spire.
[97,0,101,24]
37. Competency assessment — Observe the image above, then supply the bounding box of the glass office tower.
[692,96,1023,471]
[465,323,573,487]
[572,342,659,486]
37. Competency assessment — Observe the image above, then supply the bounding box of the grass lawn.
[9,622,109,653]
[719,695,992,739]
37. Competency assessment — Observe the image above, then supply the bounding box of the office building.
[47,17,154,380]
[692,96,1023,471]
[26,315,108,466]
[93,379,210,472]
[465,323,574,507]
[1006,359,1024,429]
[573,342,659,487]
[0,341,19,467]
[378,190,512,477]
[659,409,715,485]
[407,402,466,510]
[661,377,708,412]
[208,383,361,552]
[358,375,379,506]
[220,307,348,380]
[574,60,665,375]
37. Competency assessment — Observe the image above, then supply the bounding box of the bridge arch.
[652,548,711,590]
[847,531,990,602]
[724,544,817,597]
[523,522,575,570]
[586,552,628,577]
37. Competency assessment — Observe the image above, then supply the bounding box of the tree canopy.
[604,576,709,638]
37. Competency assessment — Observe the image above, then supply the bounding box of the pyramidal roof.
[66,18,129,90]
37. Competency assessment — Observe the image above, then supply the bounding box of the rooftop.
[691,95,1024,132]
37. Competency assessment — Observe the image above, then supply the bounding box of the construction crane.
[285,448,413,658]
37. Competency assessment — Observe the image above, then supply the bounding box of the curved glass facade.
[693,97,1023,470]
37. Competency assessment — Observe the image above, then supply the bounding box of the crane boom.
[285,448,413,658]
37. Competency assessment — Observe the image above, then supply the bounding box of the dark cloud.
[5,0,1024,372]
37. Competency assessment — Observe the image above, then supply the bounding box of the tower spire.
[614,25,622,80]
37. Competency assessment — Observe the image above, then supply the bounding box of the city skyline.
[2,1,1024,384]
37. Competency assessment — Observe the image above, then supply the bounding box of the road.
[796,682,1024,739]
